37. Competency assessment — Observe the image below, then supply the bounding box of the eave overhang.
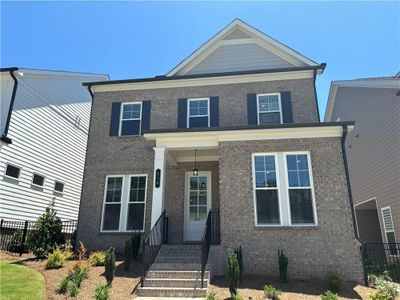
[144,122,354,149]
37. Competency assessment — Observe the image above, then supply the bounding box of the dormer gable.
[167,19,319,77]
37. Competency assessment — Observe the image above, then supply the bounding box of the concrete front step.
[154,256,201,264]
[145,270,210,280]
[150,262,202,271]
[136,287,207,298]
[143,278,209,288]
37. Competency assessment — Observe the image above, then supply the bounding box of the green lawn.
[0,260,45,300]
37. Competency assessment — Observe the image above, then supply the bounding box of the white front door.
[184,171,212,242]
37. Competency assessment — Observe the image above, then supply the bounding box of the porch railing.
[199,210,220,288]
[141,210,168,287]
[361,242,400,283]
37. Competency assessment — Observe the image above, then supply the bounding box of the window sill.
[3,176,19,184]
[255,225,319,230]
[99,231,145,235]
[53,191,64,197]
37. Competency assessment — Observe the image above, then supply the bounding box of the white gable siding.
[186,43,295,75]
[0,73,14,136]
[223,28,252,40]
[0,71,107,221]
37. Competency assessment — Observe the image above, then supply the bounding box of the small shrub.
[264,284,282,300]
[321,290,338,300]
[225,252,240,297]
[207,291,217,300]
[105,247,116,286]
[131,234,141,260]
[124,240,133,271]
[27,206,64,258]
[234,246,243,278]
[94,283,110,300]
[231,293,243,300]
[325,272,342,293]
[368,272,399,300]
[278,249,288,283]
[77,241,87,261]
[89,251,106,266]
[70,261,90,276]
[61,244,74,260]
[57,277,70,294]
[45,248,66,269]
[68,281,80,298]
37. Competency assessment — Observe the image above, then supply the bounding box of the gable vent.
[223,28,252,40]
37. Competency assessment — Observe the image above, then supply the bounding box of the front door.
[184,171,212,242]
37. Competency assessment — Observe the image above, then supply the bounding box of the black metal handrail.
[141,210,168,287]
[200,210,212,288]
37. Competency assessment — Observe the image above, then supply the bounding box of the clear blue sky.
[1,1,399,118]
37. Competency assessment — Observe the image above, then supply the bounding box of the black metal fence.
[0,219,78,255]
[361,242,400,282]
[210,210,221,245]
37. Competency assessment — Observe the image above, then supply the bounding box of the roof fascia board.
[91,70,314,93]
[144,125,350,149]
[16,68,109,80]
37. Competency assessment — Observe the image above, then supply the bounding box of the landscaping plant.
[231,293,244,300]
[105,247,116,286]
[27,206,64,257]
[89,251,107,266]
[57,277,70,293]
[124,240,133,270]
[131,234,141,260]
[45,248,66,269]
[325,272,342,293]
[67,281,80,298]
[206,291,217,300]
[234,245,243,278]
[368,272,399,300]
[225,252,240,297]
[94,283,110,300]
[278,249,288,283]
[264,284,282,300]
[321,290,338,300]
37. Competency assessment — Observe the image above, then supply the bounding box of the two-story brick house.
[77,19,363,297]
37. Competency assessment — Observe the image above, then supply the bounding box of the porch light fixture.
[193,150,198,176]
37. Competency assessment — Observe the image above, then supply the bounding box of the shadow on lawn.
[211,275,365,300]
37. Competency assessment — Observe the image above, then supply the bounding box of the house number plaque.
[155,169,161,188]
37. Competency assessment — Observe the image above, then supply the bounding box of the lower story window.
[101,174,147,232]
[252,152,317,226]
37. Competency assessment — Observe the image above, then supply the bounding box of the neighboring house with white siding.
[325,74,400,246]
[0,67,108,221]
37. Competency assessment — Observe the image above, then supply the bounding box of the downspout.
[1,69,19,144]
[313,69,321,123]
[341,124,359,240]
[75,83,94,252]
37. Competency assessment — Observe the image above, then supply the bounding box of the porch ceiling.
[168,148,219,165]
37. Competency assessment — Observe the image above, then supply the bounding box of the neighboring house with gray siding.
[77,19,363,297]
[325,74,400,248]
[0,68,108,221]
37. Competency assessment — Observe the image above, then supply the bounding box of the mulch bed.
[1,251,376,299]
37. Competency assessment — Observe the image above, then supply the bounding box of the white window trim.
[381,206,397,242]
[100,174,148,233]
[119,101,143,136]
[31,173,46,188]
[4,163,21,180]
[283,151,318,226]
[53,180,65,193]
[251,151,318,227]
[256,93,283,125]
[187,97,210,128]
[251,153,282,226]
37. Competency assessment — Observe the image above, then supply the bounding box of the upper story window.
[119,102,142,136]
[257,93,282,125]
[101,174,147,232]
[187,98,210,128]
[252,152,317,227]
[5,164,20,179]
[32,173,45,187]
[54,181,65,193]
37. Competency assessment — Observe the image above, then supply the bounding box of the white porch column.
[150,147,167,228]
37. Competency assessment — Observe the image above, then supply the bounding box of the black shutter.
[109,102,121,136]
[281,91,293,123]
[178,98,187,128]
[141,100,151,134]
[209,96,219,127]
[247,93,258,125]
